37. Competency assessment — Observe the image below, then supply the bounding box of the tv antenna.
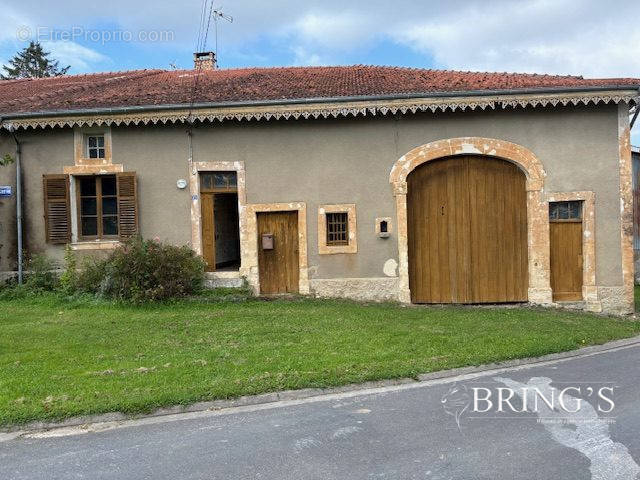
[211,7,233,64]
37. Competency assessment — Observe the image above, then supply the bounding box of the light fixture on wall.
[176,179,188,189]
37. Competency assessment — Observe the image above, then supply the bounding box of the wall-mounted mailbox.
[375,217,392,238]
[262,233,274,250]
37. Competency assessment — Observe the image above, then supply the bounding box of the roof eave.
[1,84,639,120]
[1,85,639,130]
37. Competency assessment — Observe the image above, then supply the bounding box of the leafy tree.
[1,42,70,80]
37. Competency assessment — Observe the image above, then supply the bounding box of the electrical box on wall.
[262,233,274,250]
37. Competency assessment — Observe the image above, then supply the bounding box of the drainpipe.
[6,125,23,284]
[13,132,23,284]
[631,104,639,130]
[187,126,194,174]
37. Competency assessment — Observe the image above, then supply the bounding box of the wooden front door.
[407,156,528,303]
[257,211,299,294]
[201,193,216,271]
[549,201,583,301]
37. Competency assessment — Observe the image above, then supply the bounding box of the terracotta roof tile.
[0,65,638,116]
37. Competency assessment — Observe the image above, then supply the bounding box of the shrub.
[76,237,206,302]
[59,244,78,295]
[23,253,58,292]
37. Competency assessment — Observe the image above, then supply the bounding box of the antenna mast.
[212,8,233,65]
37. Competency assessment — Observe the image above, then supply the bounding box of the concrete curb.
[3,335,640,437]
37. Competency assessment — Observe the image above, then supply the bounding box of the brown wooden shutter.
[117,172,138,239]
[43,174,71,244]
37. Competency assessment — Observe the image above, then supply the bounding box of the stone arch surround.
[389,137,553,305]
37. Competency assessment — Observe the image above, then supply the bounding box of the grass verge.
[1,292,638,426]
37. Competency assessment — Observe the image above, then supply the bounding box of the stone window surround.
[546,191,597,308]
[317,204,357,255]
[63,127,123,249]
[71,126,115,172]
[242,202,310,295]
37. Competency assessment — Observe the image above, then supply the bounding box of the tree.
[1,42,70,80]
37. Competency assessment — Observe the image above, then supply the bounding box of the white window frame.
[85,134,106,159]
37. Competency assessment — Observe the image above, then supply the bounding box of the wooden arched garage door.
[407,155,528,303]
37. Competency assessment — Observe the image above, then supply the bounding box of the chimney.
[194,51,216,71]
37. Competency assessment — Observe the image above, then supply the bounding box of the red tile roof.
[0,66,638,116]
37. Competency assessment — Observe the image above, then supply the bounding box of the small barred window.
[326,212,349,246]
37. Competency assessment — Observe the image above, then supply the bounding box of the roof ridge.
[161,64,587,80]
[0,65,596,82]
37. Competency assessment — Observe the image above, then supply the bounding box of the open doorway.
[200,172,241,271]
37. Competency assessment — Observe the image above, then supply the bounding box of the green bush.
[59,244,78,294]
[0,253,57,299]
[23,253,58,292]
[76,237,206,302]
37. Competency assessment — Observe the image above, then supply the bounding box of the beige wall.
[0,135,17,271]
[0,103,623,288]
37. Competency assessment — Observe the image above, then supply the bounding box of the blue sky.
[1,0,639,142]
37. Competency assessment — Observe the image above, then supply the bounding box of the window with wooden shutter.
[77,175,119,240]
[116,172,138,239]
[43,174,71,244]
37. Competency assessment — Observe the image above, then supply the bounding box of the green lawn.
[1,292,639,427]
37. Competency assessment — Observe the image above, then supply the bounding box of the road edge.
[2,334,640,440]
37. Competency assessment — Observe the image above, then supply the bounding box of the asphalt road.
[2,344,640,480]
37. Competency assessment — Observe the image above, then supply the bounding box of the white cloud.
[0,4,110,73]
[392,1,640,77]
[292,12,372,51]
[0,6,31,43]
[1,0,639,79]
[41,41,108,72]
[291,46,325,67]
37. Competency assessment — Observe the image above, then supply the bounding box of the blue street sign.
[0,186,12,197]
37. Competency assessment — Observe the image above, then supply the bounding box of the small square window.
[86,135,105,159]
[318,204,357,254]
[326,212,349,246]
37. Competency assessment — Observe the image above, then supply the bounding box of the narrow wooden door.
[201,193,215,272]
[550,202,583,301]
[407,156,528,303]
[257,211,299,294]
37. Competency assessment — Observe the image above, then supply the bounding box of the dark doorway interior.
[213,192,240,270]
